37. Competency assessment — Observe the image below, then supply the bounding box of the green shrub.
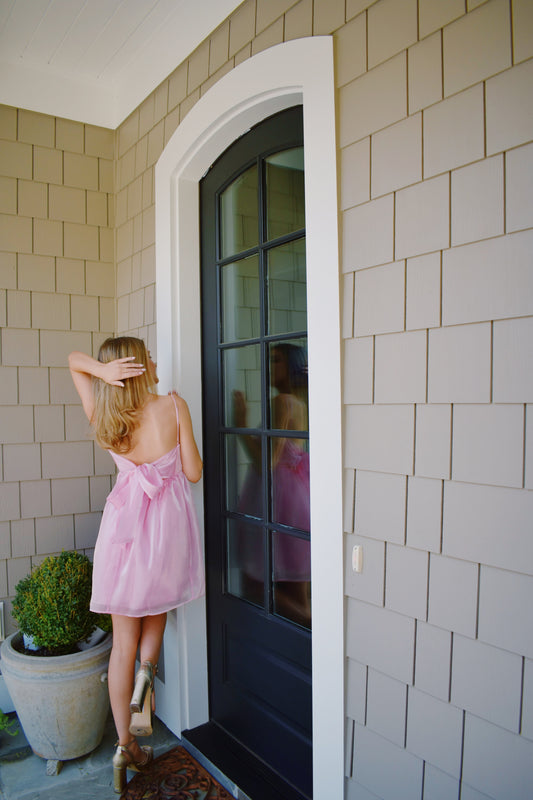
[94,612,113,634]
[12,552,109,656]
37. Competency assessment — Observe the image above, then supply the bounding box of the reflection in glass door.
[220,143,310,629]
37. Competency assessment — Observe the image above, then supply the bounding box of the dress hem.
[90,590,204,618]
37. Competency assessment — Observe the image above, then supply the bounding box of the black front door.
[197,106,312,799]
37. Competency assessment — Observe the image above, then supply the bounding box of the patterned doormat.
[122,746,233,799]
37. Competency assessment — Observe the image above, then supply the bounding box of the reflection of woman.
[234,343,311,627]
[69,338,204,793]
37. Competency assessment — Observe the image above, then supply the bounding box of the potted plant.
[0,551,112,767]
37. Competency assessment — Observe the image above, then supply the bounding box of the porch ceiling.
[0,0,242,129]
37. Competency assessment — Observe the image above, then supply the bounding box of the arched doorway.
[155,37,343,800]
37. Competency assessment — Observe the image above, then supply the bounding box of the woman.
[69,337,204,793]
[233,343,311,627]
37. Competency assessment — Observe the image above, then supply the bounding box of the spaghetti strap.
[170,392,180,441]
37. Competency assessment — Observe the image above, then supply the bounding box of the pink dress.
[90,398,204,617]
[238,439,311,582]
[271,440,311,581]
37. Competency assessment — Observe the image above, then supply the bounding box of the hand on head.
[102,356,146,387]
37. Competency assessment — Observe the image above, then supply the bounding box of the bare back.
[117,394,178,465]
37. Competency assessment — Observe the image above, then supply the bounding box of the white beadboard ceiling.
[0,0,242,129]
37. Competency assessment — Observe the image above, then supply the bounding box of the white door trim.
[155,36,343,799]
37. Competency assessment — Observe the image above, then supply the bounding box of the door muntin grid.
[217,145,310,629]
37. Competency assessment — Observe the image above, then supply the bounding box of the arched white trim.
[155,37,343,800]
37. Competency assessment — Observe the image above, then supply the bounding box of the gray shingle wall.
[352,724,423,800]
[462,715,533,800]
[346,599,415,685]
[341,0,533,797]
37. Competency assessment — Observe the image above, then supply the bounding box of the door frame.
[154,37,343,799]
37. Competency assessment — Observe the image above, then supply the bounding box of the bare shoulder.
[176,393,191,414]
[169,391,192,418]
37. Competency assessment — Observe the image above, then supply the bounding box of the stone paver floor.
[0,711,180,800]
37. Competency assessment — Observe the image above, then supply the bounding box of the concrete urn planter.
[0,631,112,761]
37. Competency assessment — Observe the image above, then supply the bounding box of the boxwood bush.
[12,551,110,656]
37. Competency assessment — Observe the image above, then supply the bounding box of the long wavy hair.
[92,336,156,453]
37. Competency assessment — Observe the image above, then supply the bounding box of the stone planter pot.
[0,631,112,761]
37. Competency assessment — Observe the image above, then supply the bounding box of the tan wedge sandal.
[129,661,157,737]
[112,737,153,794]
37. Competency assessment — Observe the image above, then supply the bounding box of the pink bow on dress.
[105,458,176,543]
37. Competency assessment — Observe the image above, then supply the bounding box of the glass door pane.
[221,255,260,342]
[227,518,264,608]
[267,239,307,335]
[272,530,311,628]
[266,147,305,240]
[224,433,263,519]
[269,339,308,431]
[270,436,309,531]
[222,344,261,428]
[220,164,258,258]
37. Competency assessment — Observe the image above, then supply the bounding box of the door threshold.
[182,722,311,800]
[180,733,252,800]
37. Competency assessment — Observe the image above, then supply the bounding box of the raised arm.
[172,393,203,483]
[68,351,145,421]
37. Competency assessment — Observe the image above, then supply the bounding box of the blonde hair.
[92,337,156,453]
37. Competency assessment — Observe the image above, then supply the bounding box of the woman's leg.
[137,613,167,713]
[139,612,167,667]
[110,613,166,755]
[109,615,144,756]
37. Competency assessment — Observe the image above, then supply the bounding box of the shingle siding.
[340,0,533,795]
